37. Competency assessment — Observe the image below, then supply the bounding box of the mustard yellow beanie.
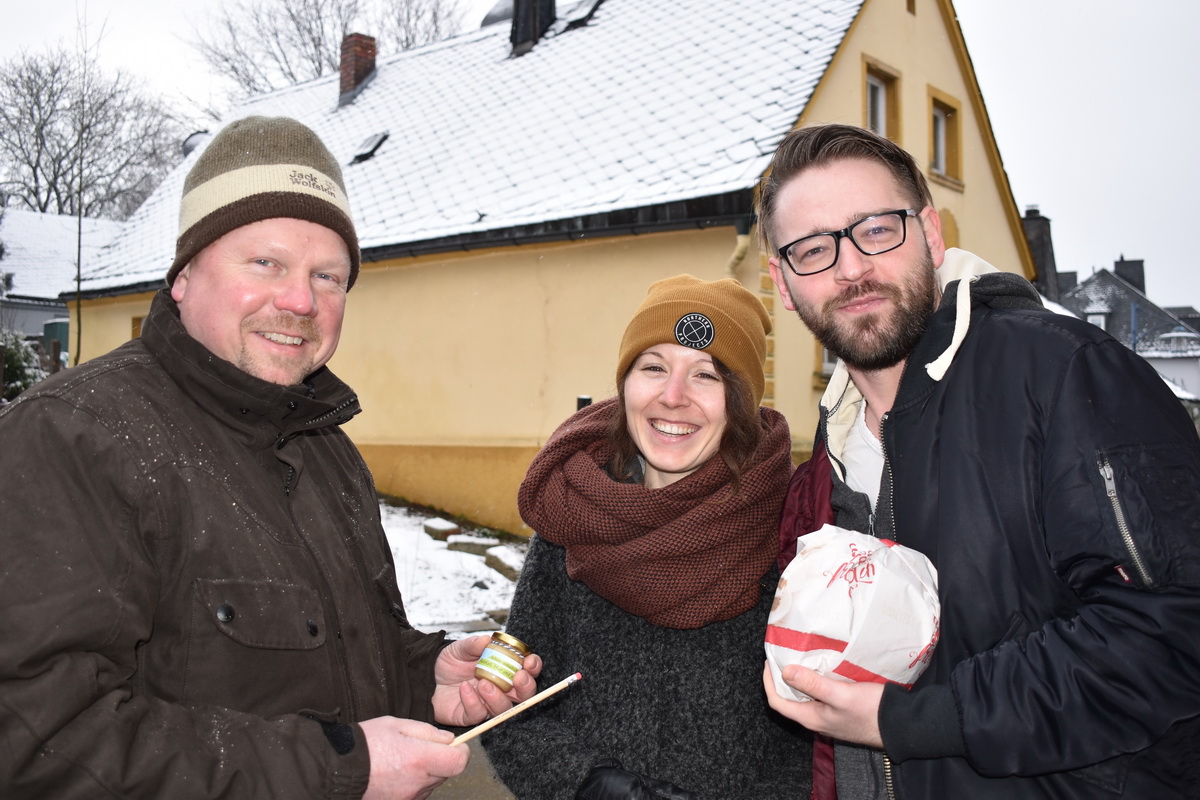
[616,275,771,406]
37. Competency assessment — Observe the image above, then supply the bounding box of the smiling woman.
[620,342,729,489]
[608,275,772,488]
[481,275,813,799]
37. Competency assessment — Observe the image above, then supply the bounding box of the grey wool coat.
[482,535,813,799]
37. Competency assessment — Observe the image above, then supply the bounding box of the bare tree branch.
[0,48,187,220]
[192,0,363,97]
[191,0,468,99]
[371,0,468,52]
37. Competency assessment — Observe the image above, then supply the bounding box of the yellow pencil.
[451,672,583,745]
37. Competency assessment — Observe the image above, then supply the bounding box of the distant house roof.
[0,208,122,302]
[1046,275,1195,400]
[1059,268,1200,357]
[80,0,867,295]
[1165,305,1200,333]
[1161,374,1200,403]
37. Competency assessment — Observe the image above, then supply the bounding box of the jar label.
[478,650,522,681]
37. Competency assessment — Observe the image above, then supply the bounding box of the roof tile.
[83,0,865,291]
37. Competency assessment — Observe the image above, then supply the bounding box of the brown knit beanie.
[167,116,360,289]
[616,275,771,407]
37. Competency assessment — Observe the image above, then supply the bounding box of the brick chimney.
[339,33,377,107]
[1114,255,1146,294]
[511,0,556,56]
[1021,205,1061,302]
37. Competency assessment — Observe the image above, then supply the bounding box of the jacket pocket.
[1067,751,1131,794]
[185,578,336,715]
[998,609,1037,644]
[1093,445,1200,589]
[195,578,327,649]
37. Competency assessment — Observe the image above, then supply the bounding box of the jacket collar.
[140,289,361,445]
[819,248,1043,466]
[902,248,1044,398]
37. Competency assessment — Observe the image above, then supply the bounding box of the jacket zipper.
[878,412,897,800]
[1098,457,1154,588]
[303,395,359,429]
[823,402,899,799]
[274,396,358,496]
[883,754,896,800]
[878,410,899,800]
[877,411,895,543]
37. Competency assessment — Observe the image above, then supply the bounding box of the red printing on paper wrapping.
[766,624,911,687]
[908,617,940,670]
[832,659,910,687]
[825,541,879,596]
[765,625,849,653]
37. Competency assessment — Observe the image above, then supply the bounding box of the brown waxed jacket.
[0,290,444,799]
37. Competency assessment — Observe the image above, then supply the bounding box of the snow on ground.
[378,501,526,636]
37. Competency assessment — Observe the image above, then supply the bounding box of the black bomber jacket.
[800,250,1200,799]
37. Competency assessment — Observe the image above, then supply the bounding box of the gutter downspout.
[725,217,755,279]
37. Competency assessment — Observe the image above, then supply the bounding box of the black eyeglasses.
[777,209,918,276]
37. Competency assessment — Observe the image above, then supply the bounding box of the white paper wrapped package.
[765,524,940,702]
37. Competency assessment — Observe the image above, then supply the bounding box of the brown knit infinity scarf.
[518,397,793,629]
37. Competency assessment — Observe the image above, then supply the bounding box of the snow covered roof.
[0,208,122,301]
[1060,268,1200,356]
[81,0,865,293]
[1039,294,1078,318]
[1159,373,1200,403]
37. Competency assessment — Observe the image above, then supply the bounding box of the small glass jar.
[474,631,530,692]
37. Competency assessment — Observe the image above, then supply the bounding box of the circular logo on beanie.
[674,313,715,349]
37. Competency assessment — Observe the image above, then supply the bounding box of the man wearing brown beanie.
[0,116,540,799]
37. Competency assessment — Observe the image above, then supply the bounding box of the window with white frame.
[864,60,899,139]
[927,88,962,184]
[931,105,948,174]
[867,74,888,136]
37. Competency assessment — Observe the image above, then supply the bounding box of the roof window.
[351,132,390,164]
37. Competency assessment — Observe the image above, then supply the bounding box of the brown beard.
[787,246,938,372]
[237,313,323,385]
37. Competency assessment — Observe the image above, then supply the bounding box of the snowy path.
[379,502,524,635]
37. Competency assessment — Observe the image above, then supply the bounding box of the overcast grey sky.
[954,0,1200,307]
[4,1,1198,307]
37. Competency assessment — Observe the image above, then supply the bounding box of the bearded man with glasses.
[759,123,1200,800]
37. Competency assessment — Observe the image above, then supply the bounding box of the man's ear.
[170,265,190,303]
[919,206,947,270]
[768,258,798,312]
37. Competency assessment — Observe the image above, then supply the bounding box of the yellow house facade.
[73,0,1031,535]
